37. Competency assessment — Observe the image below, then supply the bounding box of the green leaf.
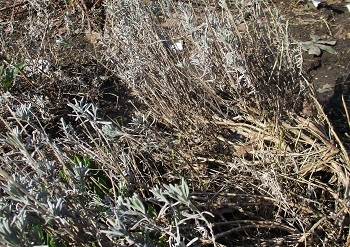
[317,44,337,54]
[147,204,157,218]
[59,170,70,183]
[36,226,44,239]
[2,70,14,91]
[47,232,59,247]
[97,176,108,187]
[83,156,92,167]
[73,156,81,165]
[13,62,25,74]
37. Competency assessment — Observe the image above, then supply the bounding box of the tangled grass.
[0,0,349,246]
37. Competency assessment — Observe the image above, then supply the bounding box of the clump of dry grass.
[101,0,350,245]
[0,0,349,246]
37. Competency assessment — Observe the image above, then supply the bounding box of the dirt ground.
[272,0,350,139]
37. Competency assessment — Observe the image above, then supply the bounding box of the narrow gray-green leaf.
[316,40,336,46]
[317,44,337,54]
[310,34,320,42]
[308,46,321,56]
[300,41,313,51]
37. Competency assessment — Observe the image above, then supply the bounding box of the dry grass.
[0,0,349,246]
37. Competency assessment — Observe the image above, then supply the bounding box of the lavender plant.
[102,178,216,246]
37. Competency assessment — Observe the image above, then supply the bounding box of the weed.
[0,61,25,91]
[301,34,337,56]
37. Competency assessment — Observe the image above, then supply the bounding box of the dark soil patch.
[272,0,350,144]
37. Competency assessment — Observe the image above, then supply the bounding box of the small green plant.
[28,225,64,247]
[300,34,337,56]
[68,155,113,199]
[0,61,25,91]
